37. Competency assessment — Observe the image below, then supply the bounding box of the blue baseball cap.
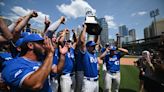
[15,38,24,47]
[86,41,97,47]
[110,45,117,51]
[22,34,44,43]
[21,32,30,38]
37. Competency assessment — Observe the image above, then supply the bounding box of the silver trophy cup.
[84,10,102,35]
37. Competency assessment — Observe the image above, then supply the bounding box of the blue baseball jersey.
[50,49,59,77]
[62,47,75,74]
[105,52,121,72]
[0,52,13,72]
[81,50,98,77]
[2,57,52,92]
[0,52,13,61]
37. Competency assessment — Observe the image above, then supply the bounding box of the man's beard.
[33,46,46,61]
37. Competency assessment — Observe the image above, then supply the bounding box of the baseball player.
[1,34,68,92]
[99,45,128,92]
[77,24,99,92]
[60,40,75,92]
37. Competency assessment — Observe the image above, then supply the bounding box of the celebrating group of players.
[0,11,128,92]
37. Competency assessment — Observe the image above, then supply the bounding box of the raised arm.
[8,17,23,33]
[58,29,69,46]
[0,18,13,42]
[12,11,38,41]
[45,16,65,38]
[99,47,110,60]
[72,29,78,49]
[43,16,50,34]
[53,44,68,73]
[80,24,87,52]
[118,48,129,54]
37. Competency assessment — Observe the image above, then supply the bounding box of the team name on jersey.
[67,52,74,58]
[109,57,118,61]
[90,57,97,63]
[5,57,13,60]
[14,69,22,78]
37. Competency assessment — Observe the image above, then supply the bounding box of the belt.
[62,73,74,76]
[84,76,98,81]
[108,71,120,74]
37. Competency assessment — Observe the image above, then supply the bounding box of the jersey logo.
[67,53,74,59]
[109,57,117,61]
[90,57,97,63]
[5,57,13,60]
[14,69,22,78]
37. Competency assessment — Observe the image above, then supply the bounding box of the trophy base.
[85,23,102,35]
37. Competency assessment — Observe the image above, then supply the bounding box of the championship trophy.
[84,9,102,35]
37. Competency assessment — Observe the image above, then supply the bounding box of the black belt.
[84,76,98,81]
[62,73,74,76]
[108,71,120,74]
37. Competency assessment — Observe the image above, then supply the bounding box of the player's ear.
[27,42,34,49]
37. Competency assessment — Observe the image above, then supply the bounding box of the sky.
[0,0,164,40]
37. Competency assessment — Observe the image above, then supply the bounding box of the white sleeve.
[47,19,61,32]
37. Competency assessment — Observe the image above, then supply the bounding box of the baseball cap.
[15,38,24,47]
[86,41,96,47]
[21,32,30,38]
[22,34,44,43]
[110,45,117,51]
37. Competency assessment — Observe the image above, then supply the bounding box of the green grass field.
[99,65,139,92]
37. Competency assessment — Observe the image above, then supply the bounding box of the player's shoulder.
[2,57,23,67]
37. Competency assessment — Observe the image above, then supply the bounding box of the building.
[121,35,133,45]
[119,25,128,37]
[144,18,164,38]
[129,29,136,41]
[144,27,151,38]
[108,39,115,45]
[156,18,164,35]
[99,18,109,46]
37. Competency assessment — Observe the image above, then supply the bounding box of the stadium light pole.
[116,33,121,48]
[150,8,159,36]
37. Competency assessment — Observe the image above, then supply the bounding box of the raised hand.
[43,36,54,55]
[60,16,65,24]
[59,44,68,55]
[44,16,50,26]
[30,11,38,18]
[65,29,69,34]
[72,29,75,33]
[82,24,87,29]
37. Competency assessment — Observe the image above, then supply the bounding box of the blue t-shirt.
[2,57,52,92]
[62,48,75,74]
[81,51,98,77]
[105,52,121,72]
